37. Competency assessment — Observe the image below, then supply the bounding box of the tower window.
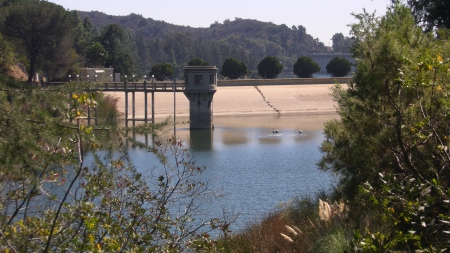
[194,75,203,85]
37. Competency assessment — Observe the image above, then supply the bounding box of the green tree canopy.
[99,24,135,75]
[0,33,15,71]
[404,0,450,31]
[331,33,353,53]
[2,0,71,82]
[292,56,320,78]
[150,62,174,81]
[220,57,248,79]
[319,5,450,251]
[257,56,283,79]
[187,57,210,66]
[325,57,351,77]
[86,42,106,67]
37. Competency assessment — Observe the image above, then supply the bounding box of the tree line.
[0,0,355,83]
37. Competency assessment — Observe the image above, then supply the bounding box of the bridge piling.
[132,91,135,127]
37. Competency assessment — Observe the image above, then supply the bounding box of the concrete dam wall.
[218,77,351,86]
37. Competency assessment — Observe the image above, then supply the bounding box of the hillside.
[79,11,330,76]
[80,11,326,43]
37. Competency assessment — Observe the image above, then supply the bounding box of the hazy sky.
[48,0,390,45]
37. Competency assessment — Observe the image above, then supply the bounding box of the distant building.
[79,68,114,82]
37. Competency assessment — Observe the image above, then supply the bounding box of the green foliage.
[187,57,210,66]
[0,33,15,70]
[0,77,225,251]
[257,56,283,79]
[0,5,332,78]
[331,33,353,53]
[68,10,94,66]
[293,56,321,78]
[319,4,450,251]
[150,62,174,81]
[1,0,71,82]
[99,24,135,75]
[0,5,333,79]
[220,58,248,79]
[326,57,351,77]
[86,42,106,67]
[405,0,450,31]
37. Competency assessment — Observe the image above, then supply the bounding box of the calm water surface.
[127,114,337,232]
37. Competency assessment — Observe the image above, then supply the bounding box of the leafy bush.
[257,56,283,79]
[319,4,450,251]
[187,57,210,66]
[326,57,351,77]
[220,58,248,79]
[293,56,321,78]
[149,62,173,81]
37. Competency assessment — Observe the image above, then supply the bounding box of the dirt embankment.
[108,84,339,119]
[5,63,28,81]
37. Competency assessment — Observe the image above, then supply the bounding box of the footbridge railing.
[44,81,186,92]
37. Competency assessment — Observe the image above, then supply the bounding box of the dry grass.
[215,194,352,253]
[96,93,120,123]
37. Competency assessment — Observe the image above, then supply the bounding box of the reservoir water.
[126,113,337,233]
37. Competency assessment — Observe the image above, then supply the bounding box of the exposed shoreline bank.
[109,84,340,120]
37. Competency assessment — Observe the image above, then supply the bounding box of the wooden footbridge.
[101,80,185,127]
[46,80,185,126]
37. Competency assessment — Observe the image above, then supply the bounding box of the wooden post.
[151,92,155,125]
[124,80,128,127]
[144,80,148,123]
[173,78,176,136]
[132,91,135,127]
[145,92,148,123]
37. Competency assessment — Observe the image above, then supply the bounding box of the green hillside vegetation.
[0,0,348,82]
[78,11,330,77]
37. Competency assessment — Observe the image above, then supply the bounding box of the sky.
[48,0,391,45]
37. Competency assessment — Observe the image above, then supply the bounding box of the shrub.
[257,56,283,79]
[187,57,210,66]
[293,56,321,78]
[220,58,248,79]
[149,62,174,81]
[325,57,351,77]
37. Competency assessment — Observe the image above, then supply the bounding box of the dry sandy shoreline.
[108,84,339,120]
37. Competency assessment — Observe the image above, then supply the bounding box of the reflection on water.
[190,129,213,151]
[125,114,338,233]
[258,134,283,145]
[221,130,248,146]
[157,113,337,150]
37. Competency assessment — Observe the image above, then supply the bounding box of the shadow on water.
[189,128,213,151]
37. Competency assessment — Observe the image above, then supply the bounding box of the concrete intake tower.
[183,66,217,129]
